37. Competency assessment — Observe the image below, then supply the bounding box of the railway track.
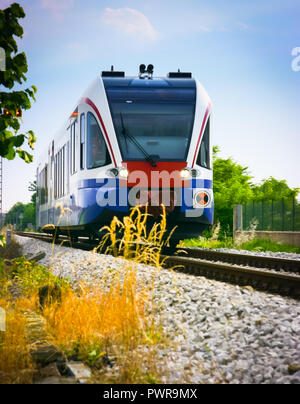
[14,231,300,298]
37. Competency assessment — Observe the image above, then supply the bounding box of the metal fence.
[243,198,300,231]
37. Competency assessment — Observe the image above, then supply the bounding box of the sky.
[1,0,300,211]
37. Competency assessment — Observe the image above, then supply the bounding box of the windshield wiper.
[120,113,160,167]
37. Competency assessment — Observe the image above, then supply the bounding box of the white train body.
[36,68,213,241]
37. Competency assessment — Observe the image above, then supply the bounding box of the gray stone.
[288,363,300,374]
[38,283,62,309]
[217,354,230,365]
[290,376,300,384]
[39,363,61,378]
[291,321,300,334]
[253,374,264,384]
[263,367,274,380]
[67,361,91,384]
[235,360,249,372]
[28,251,46,262]
[16,235,300,385]
[25,311,66,367]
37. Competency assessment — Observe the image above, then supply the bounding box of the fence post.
[6,229,11,246]
[292,198,295,231]
[282,198,285,231]
[233,205,243,239]
[271,200,274,231]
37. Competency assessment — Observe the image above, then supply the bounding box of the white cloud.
[101,7,159,41]
[41,0,74,19]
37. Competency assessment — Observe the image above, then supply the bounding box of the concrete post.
[6,229,11,246]
[233,205,243,238]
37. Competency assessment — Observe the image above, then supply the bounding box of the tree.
[251,177,299,201]
[23,202,35,228]
[4,201,25,228]
[0,2,37,163]
[212,146,254,234]
[211,147,299,235]
[4,201,35,230]
[28,179,37,205]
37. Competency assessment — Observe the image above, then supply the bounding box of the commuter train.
[36,65,213,245]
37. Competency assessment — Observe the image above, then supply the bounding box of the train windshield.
[105,84,196,162]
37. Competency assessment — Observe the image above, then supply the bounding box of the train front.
[100,67,213,242]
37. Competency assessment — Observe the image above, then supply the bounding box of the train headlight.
[180,168,199,179]
[109,168,119,177]
[193,189,211,208]
[108,167,129,178]
[180,169,191,179]
[119,168,129,178]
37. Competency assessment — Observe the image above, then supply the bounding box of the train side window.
[70,125,73,175]
[70,122,77,175]
[196,117,211,169]
[73,123,76,173]
[39,165,48,205]
[87,112,112,169]
[54,145,66,199]
[80,113,85,170]
[62,146,65,196]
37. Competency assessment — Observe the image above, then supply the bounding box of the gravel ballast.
[16,236,300,384]
[198,246,300,261]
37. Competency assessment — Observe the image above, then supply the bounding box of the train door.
[36,167,40,228]
[48,142,54,225]
[78,104,88,172]
[66,136,70,195]
[81,104,113,170]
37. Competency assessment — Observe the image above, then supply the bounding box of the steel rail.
[162,255,300,298]
[14,231,300,298]
[177,247,300,274]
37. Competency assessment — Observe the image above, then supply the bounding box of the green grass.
[180,237,234,249]
[181,237,300,254]
[238,238,300,253]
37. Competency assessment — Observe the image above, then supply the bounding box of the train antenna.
[139,64,154,79]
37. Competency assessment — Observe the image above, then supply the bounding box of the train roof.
[37,71,210,170]
[102,76,196,88]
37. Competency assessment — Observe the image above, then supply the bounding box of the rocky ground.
[206,247,300,261]
[16,236,300,384]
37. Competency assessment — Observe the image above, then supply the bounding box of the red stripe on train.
[122,161,188,188]
[81,97,117,167]
[192,103,211,168]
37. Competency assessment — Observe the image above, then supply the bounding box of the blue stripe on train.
[78,178,213,189]
[38,177,214,227]
[77,178,213,225]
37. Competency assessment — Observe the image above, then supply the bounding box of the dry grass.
[43,272,149,355]
[0,206,173,384]
[0,298,35,384]
[41,206,172,382]
[98,205,175,266]
[234,218,258,246]
[0,226,22,259]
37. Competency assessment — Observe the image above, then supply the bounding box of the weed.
[238,238,300,253]
[181,218,300,254]
[0,226,22,259]
[0,300,35,384]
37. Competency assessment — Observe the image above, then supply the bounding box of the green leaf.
[27,130,36,150]
[13,134,25,147]
[16,149,33,163]
[0,234,6,248]
[0,2,37,163]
